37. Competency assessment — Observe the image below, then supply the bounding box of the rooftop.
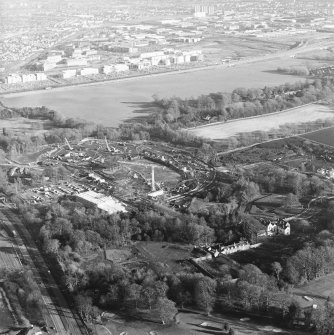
[77,190,127,214]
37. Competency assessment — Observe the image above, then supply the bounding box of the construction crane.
[105,137,111,152]
[64,137,73,151]
[105,137,120,153]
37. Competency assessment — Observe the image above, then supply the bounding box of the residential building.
[263,218,291,236]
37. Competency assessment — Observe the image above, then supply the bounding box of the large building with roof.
[76,191,127,214]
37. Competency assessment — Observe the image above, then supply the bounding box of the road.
[0,209,88,335]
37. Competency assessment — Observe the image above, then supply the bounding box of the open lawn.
[135,242,193,273]
[188,104,334,140]
[293,273,334,299]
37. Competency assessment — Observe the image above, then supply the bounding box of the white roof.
[148,189,164,197]
[77,191,127,214]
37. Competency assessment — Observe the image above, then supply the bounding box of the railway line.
[0,209,88,335]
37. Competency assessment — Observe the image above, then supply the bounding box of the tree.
[284,193,301,209]
[194,277,216,315]
[75,294,98,322]
[155,297,178,325]
[223,322,230,331]
[271,262,283,281]
[142,286,156,310]
[125,283,142,310]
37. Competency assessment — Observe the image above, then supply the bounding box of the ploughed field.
[300,126,334,146]
[188,104,334,140]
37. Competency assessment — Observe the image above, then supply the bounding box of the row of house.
[62,64,130,79]
[124,49,203,70]
[5,72,47,84]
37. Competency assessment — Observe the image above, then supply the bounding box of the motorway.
[0,209,88,335]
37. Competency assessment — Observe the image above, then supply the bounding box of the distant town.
[1,0,334,93]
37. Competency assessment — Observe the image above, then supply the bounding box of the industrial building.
[76,191,127,214]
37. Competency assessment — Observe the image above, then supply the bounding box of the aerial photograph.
[1,0,334,334]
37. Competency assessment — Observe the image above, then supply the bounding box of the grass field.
[300,126,334,146]
[293,273,334,299]
[135,241,193,272]
[188,104,334,140]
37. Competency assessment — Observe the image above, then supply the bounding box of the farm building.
[76,191,127,214]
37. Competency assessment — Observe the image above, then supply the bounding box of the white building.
[79,67,99,76]
[114,64,129,72]
[5,73,22,84]
[36,73,47,81]
[42,62,57,71]
[76,191,127,215]
[46,55,62,63]
[62,69,77,79]
[66,58,88,67]
[103,65,114,74]
[21,74,37,83]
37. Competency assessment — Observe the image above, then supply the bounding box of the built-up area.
[1,0,334,93]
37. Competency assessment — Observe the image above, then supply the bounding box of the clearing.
[188,104,334,140]
[300,126,334,147]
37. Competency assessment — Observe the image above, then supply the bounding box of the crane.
[105,137,111,152]
[105,137,120,153]
[64,137,73,151]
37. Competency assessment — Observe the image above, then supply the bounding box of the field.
[300,126,334,146]
[293,273,334,299]
[188,104,334,140]
[135,242,193,273]
[1,117,47,136]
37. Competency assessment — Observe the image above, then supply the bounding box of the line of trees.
[150,78,334,129]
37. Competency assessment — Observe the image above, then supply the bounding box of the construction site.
[9,137,224,212]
